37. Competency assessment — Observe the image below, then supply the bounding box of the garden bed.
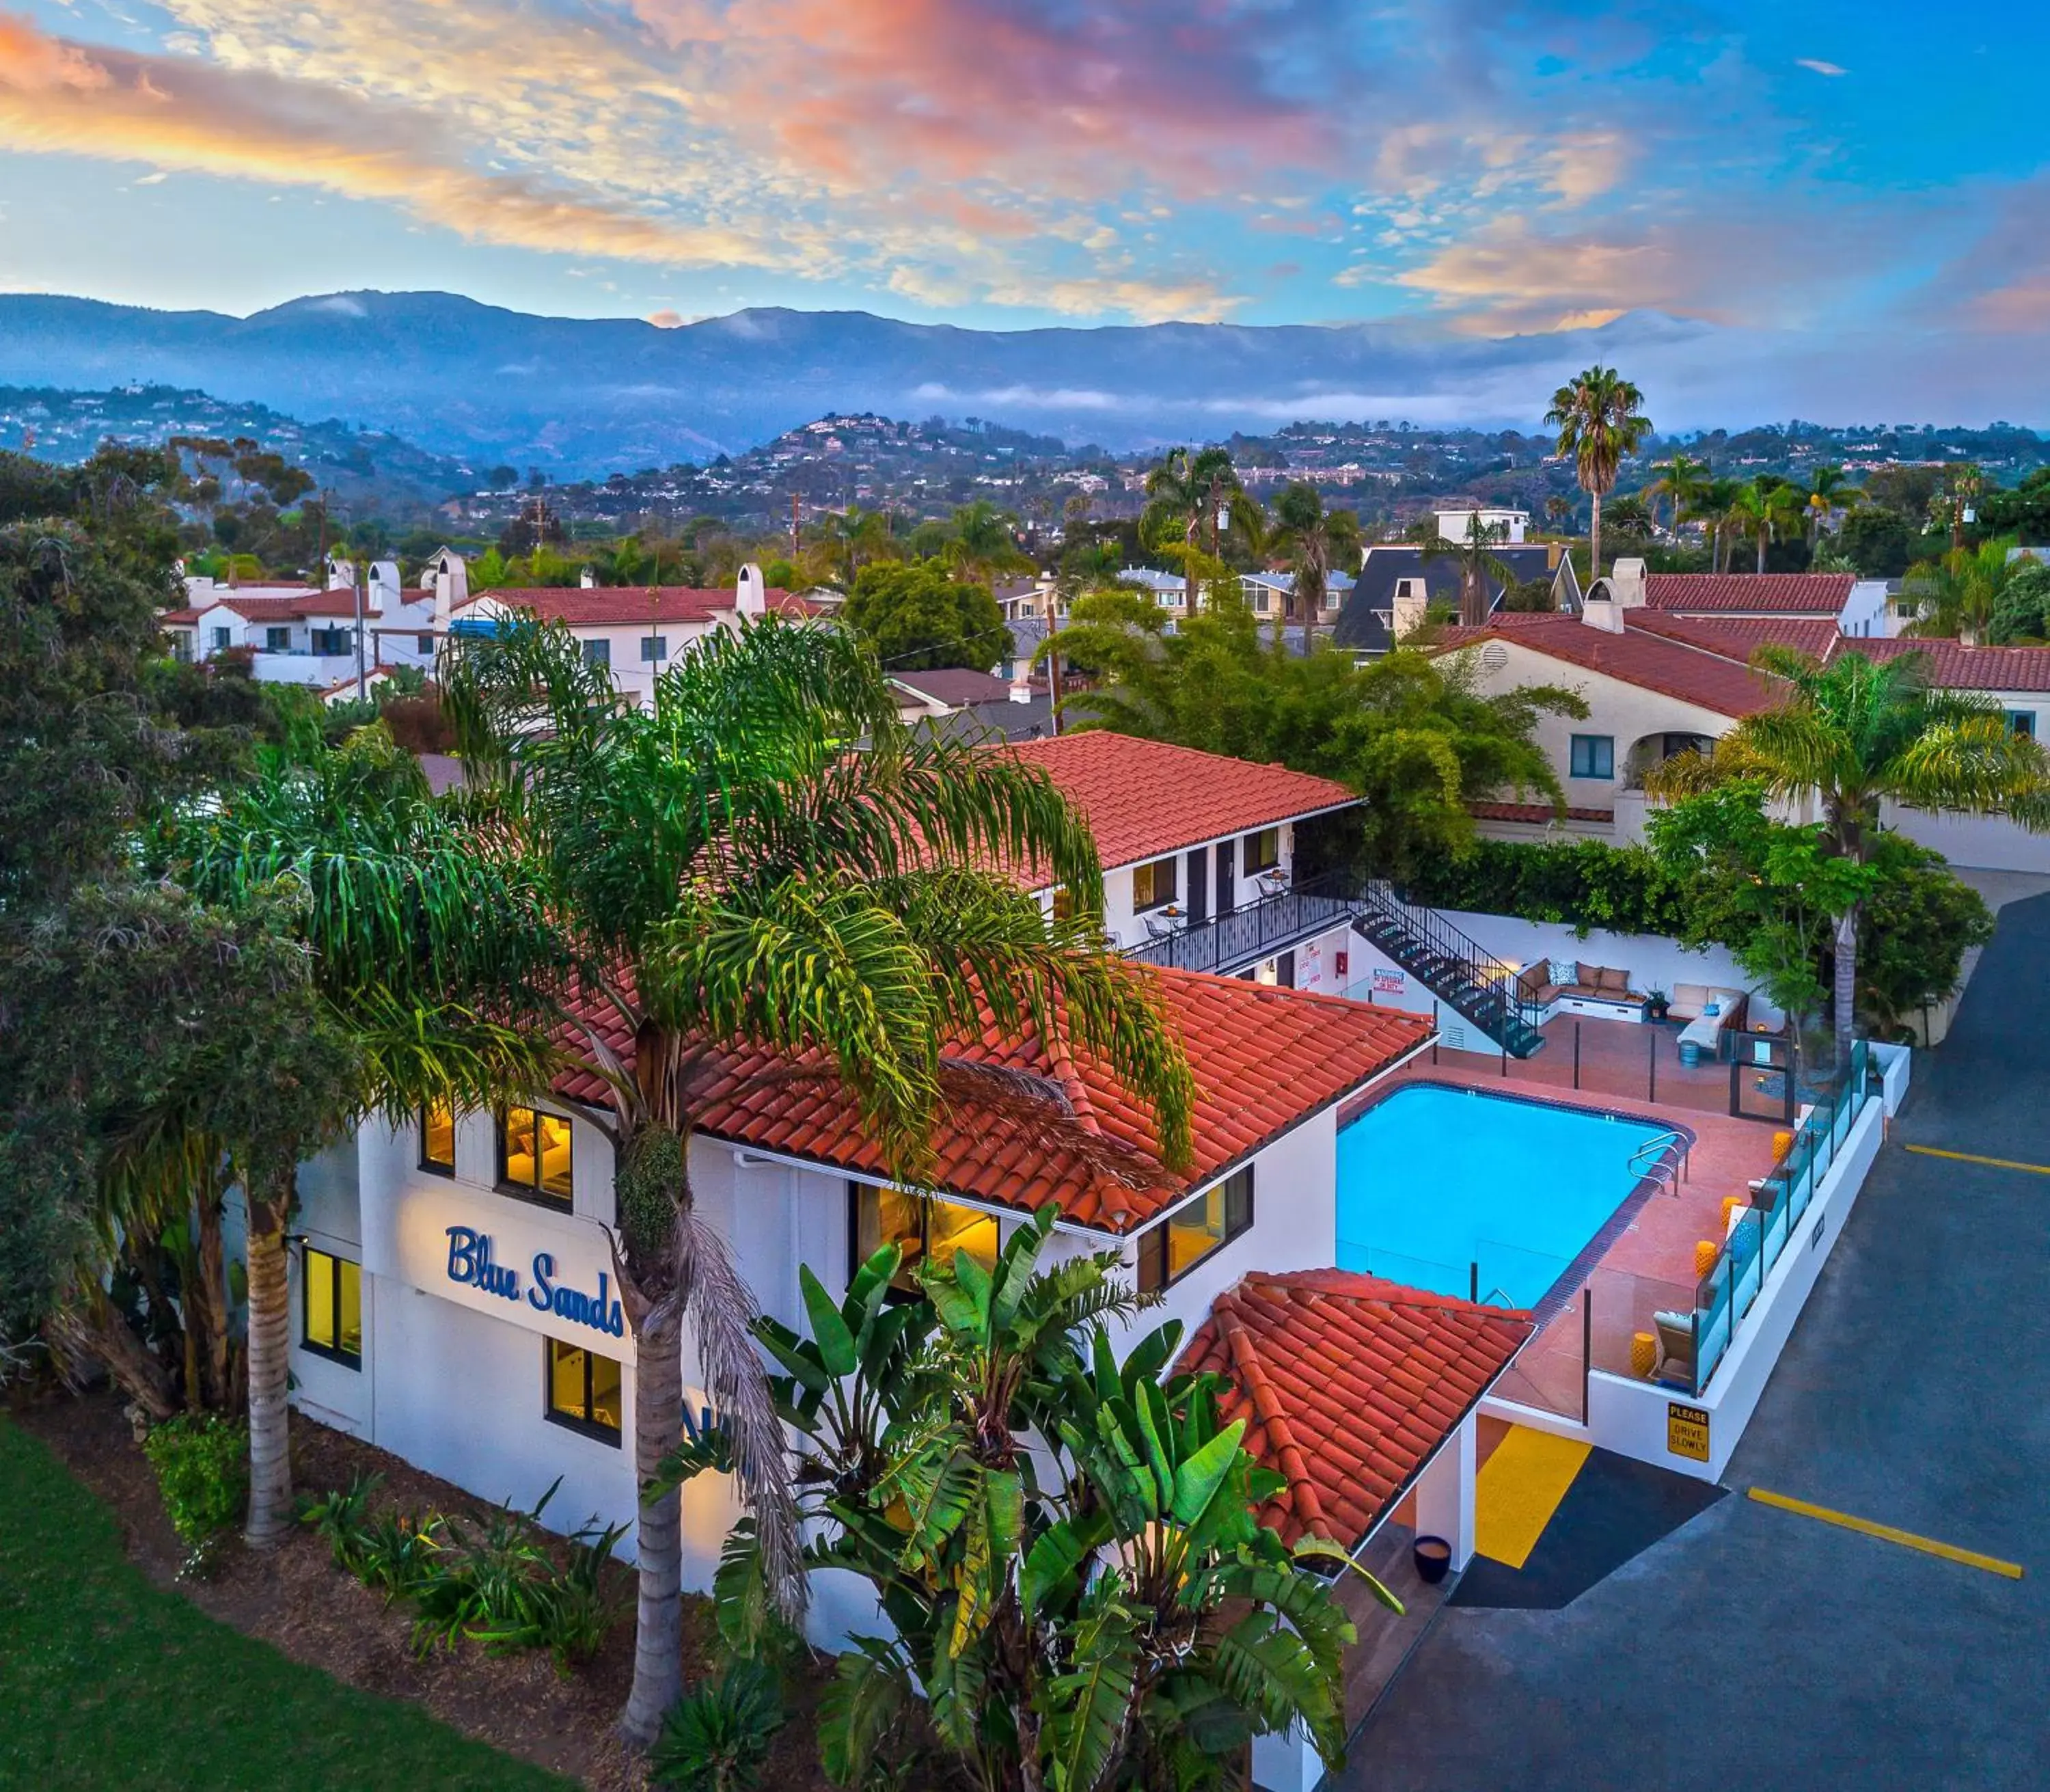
[8,1389,834,1792]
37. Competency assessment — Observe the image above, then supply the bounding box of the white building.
[1433,505,1529,545]
[448,567,832,710]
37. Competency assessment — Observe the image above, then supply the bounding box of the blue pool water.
[1335,1085,1674,1310]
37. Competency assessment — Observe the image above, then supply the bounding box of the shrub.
[297,1469,384,1573]
[141,1415,248,1558]
[649,1661,787,1792]
[1399,836,1692,938]
[354,1510,441,1603]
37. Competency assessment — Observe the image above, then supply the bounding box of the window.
[418,632,435,655]
[302,1247,362,1368]
[310,627,350,655]
[1242,828,1280,875]
[545,1338,623,1443]
[265,625,290,651]
[210,626,232,652]
[1131,855,1179,912]
[1136,1166,1254,1293]
[584,638,612,668]
[498,1105,573,1206]
[1323,586,1341,610]
[1569,734,1615,779]
[1253,588,1272,614]
[640,636,668,663]
[420,1101,455,1176]
[2007,710,2036,739]
[849,1182,1000,1294]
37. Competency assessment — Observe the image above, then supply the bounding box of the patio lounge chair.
[1651,1310,1697,1389]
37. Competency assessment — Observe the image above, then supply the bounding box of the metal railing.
[1351,879,1546,1057]
[1122,868,1361,976]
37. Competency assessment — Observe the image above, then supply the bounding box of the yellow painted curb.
[1902,1143,2050,1176]
[1475,1427,1591,1569]
[1747,1487,2024,1579]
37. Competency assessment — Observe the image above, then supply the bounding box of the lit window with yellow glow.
[303,1247,363,1368]
[499,1106,573,1206]
[545,1338,623,1443]
[850,1182,1001,1293]
[1137,1165,1254,1293]
[420,1101,455,1176]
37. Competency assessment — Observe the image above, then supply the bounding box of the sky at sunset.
[2,1,2048,418]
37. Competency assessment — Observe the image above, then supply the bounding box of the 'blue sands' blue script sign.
[444,1226,626,1338]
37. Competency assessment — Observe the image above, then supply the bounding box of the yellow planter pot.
[1631,1331,1657,1378]
[1694,1238,1720,1278]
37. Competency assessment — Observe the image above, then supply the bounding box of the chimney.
[579,567,597,589]
[736,562,767,619]
[368,559,399,617]
[1009,675,1034,705]
[1581,582,1624,632]
[1391,576,1429,641]
[1609,557,1647,609]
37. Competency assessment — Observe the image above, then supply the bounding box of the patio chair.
[1650,1310,1697,1389]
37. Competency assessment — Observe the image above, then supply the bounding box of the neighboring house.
[1117,565,1189,612]
[1430,505,1529,544]
[1440,599,2050,870]
[886,666,1020,723]
[1238,569,1356,620]
[1334,543,1576,655]
[448,567,832,710]
[1613,565,1894,638]
[994,573,1063,622]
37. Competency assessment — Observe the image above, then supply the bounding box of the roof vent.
[1481,644,1509,675]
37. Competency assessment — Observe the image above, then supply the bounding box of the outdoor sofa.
[1514,958,1645,1020]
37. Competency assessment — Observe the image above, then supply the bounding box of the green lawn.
[0,1417,573,1790]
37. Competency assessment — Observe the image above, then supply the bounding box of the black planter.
[1413,1535,1452,1584]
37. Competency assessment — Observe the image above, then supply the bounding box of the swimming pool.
[1335,1084,1680,1312]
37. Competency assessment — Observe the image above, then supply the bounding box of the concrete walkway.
[1337,893,2050,1792]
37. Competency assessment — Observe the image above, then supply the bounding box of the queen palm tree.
[1900,538,2018,642]
[823,505,895,584]
[1416,510,1514,627]
[1645,452,1711,543]
[1805,465,1865,545]
[1142,445,1241,562]
[1544,366,1652,584]
[1270,481,1361,627]
[944,500,1031,586]
[1725,479,1807,574]
[437,614,1194,1746]
[1647,648,2050,1063]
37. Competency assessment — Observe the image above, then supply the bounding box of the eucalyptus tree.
[1647,647,2050,1064]
[440,614,1194,1745]
[1544,366,1652,583]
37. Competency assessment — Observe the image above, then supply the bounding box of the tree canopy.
[841,559,1010,673]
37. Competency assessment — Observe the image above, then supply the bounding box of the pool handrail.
[1628,1128,1689,1195]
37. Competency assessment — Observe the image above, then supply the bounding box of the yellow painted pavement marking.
[1902,1143,2050,1176]
[1747,1487,2024,1579]
[1474,1426,1591,1569]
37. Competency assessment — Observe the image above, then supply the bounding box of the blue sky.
[3,0,2047,420]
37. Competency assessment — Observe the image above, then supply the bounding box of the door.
[1214,837,1235,917]
[1185,845,1209,925]
[1730,1029,1797,1124]
[1277,950,1296,988]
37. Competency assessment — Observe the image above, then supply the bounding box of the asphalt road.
[1337,893,2050,1792]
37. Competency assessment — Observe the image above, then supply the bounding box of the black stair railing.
[1350,879,1546,1057]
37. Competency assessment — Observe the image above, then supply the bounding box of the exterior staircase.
[1350,880,1546,1058]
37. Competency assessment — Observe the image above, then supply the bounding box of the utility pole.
[354,556,369,703]
[790,492,801,562]
[1044,578,1064,737]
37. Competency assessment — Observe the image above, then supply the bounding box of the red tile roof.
[995,733,1356,873]
[1838,638,2050,694]
[554,970,1432,1232]
[195,591,359,620]
[1623,611,1842,664]
[1177,1271,1532,1546]
[1642,573,1856,616]
[458,586,823,627]
[1436,616,1786,717]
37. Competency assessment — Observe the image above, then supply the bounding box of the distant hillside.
[0,290,1654,477]
[0,382,471,516]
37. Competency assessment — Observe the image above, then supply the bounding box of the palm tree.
[1270,482,1361,627]
[438,615,1194,1745]
[1900,538,2017,642]
[1645,452,1711,543]
[944,500,1030,585]
[174,731,566,1547]
[1725,480,1807,575]
[1141,445,1241,562]
[1544,493,1574,534]
[1544,366,1652,584]
[823,505,895,584]
[1647,648,2050,1063]
[1416,511,1514,627]
[1805,465,1865,545]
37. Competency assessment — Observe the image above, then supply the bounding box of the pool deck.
[1345,1050,1784,1419]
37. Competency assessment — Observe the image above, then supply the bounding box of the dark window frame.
[496,1104,574,1208]
[301,1245,362,1369]
[543,1338,623,1446]
[639,635,668,663]
[847,1180,1002,1298]
[264,625,290,652]
[419,1102,456,1178]
[1132,854,1180,913]
[584,637,613,668]
[2006,709,2036,739]
[1242,828,1281,875]
[1136,1165,1255,1294]
[1569,734,1615,779]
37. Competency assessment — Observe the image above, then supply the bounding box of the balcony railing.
[1122,869,1361,976]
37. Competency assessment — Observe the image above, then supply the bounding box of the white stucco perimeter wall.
[1583,1090,1887,1481]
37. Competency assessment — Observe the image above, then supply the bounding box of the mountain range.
[0,290,1683,476]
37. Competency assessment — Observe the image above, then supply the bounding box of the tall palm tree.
[174,731,566,1547]
[1645,452,1711,543]
[1142,445,1241,562]
[1725,479,1807,574]
[439,615,1194,1745]
[1544,366,1652,584]
[1647,648,2050,1063]
[944,500,1030,586]
[823,505,895,584]
[1417,511,1514,627]
[1270,481,1361,627]
[1805,465,1864,545]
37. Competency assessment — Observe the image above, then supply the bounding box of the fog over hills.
[0,290,1731,476]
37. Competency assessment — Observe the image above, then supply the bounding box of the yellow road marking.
[1902,1143,2050,1176]
[1747,1487,2024,1579]
[1475,1427,1591,1569]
